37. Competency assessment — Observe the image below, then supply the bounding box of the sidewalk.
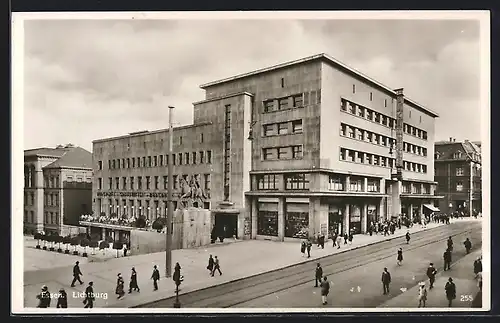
[379,248,484,308]
[23,221,455,308]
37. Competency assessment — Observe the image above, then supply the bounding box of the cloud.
[21,18,483,151]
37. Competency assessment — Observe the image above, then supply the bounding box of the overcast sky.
[22,18,482,151]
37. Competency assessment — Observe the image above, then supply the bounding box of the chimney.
[449,137,453,142]
[453,138,456,142]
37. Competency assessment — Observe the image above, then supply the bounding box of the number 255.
[461,295,473,302]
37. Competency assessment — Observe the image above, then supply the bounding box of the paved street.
[138,220,481,308]
[24,219,452,308]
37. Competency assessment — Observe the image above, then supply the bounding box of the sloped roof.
[435,140,481,162]
[43,147,92,169]
[24,147,69,157]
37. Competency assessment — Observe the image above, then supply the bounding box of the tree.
[135,216,147,229]
[54,235,64,252]
[41,234,48,250]
[152,219,165,232]
[99,240,110,255]
[80,238,90,257]
[70,236,81,255]
[63,236,72,254]
[89,240,99,255]
[46,235,56,251]
[34,233,42,249]
[113,241,123,258]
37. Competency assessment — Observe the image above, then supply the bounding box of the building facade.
[88,53,441,243]
[24,145,92,235]
[434,138,482,216]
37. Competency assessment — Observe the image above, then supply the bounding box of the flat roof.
[200,53,439,118]
[92,122,212,144]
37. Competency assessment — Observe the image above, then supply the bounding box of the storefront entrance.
[328,211,343,236]
[349,204,362,234]
[215,213,238,239]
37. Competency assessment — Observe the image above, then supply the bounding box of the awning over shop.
[423,204,440,212]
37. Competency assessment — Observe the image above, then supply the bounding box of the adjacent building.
[434,138,482,216]
[24,145,93,235]
[87,53,441,243]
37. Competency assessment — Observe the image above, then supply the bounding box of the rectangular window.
[98,178,102,190]
[200,133,204,143]
[153,156,157,167]
[366,110,373,121]
[142,157,146,167]
[207,150,212,163]
[292,146,303,159]
[173,175,178,189]
[278,122,288,135]
[132,158,136,168]
[137,176,142,190]
[348,150,355,162]
[122,177,127,190]
[293,94,303,107]
[172,154,176,165]
[357,129,363,141]
[456,167,464,176]
[367,179,380,192]
[348,126,355,138]
[192,152,197,164]
[278,98,289,110]
[340,148,346,161]
[163,176,168,189]
[357,106,364,118]
[328,176,344,191]
[370,92,373,101]
[277,147,289,160]
[292,120,303,134]
[178,153,183,165]
[349,179,363,192]
[185,152,190,165]
[352,84,356,93]
[264,100,275,113]
[108,177,112,190]
[456,181,463,192]
[199,151,204,163]
[115,177,119,190]
[98,161,102,170]
[154,176,159,190]
[285,173,310,190]
[348,102,356,114]
[257,174,280,190]
[263,148,275,161]
[204,174,211,190]
[159,155,163,166]
[263,124,275,137]
[146,176,151,190]
[180,136,183,145]
[340,99,347,111]
[257,211,278,236]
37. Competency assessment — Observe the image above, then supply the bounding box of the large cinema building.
[88,53,441,242]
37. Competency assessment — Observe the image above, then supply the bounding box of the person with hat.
[417,282,428,308]
[315,263,323,287]
[71,261,84,287]
[397,248,404,266]
[83,282,94,308]
[128,267,140,293]
[36,285,51,308]
[381,267,391,295]
[56,288,68,308]
[473,256,482,278]
[445,277,457,307]
[116,273,125,299]
[426,263,437,289]
[151,265,160,291]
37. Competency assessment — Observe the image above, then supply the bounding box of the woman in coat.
[320,276,330,305]
[397,248,403,266]
[116,273,125,299]
[207,255,214,274]
[300,240,306,257]
[417,282,427,308]
[445,277,457,307]
[129,267,140,293]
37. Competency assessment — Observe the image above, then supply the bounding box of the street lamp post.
[166,106,175,278]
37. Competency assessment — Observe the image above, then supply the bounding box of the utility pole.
[166,106,174,278]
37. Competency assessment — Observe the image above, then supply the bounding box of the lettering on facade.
[96,191,170,198]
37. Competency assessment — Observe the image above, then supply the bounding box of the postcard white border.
[11,10,491,314]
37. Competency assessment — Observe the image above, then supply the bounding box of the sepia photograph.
[11,11,490,313]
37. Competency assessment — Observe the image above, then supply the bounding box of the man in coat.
[381,267,391,295]
[71,261,84,287]
[151,265,160,291]
[445,277,457,307]
[444,248,452,271]
[128,267,140,293]
[463,238,472,254]
[83,281,95,308]
[474,257,482,278]
[447,236,454,251]
[320,276,330,305]
[207,255,214,274]
[426,263,437,289]
[315,263,323,287]
[56,288,68,308]
[306,239,312,258]
[36,285,51,308]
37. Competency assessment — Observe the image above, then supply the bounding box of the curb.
[129,224,451,308]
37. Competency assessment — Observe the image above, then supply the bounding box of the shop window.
[285,212,309,238]
[257,211,278,236]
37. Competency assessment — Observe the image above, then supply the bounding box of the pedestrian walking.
[336,235,342,249]
[426,263,437,289]
[344,233,348,244]
[368,223,373,236]
[348,232,354,245]
[151,265,160,291]
[464,238,472,254]
[331,231,337,247]
[83,281,95,308]
[397,248,403,266]
[473,257,482,278]
[445,277,457,307]
[71,261,84,287]
[319,234,325,249]
[477,271,483,291]
[381,267,391,295]
[315,263,323,287]
[211,255,222,276]
[443,248,452,271]
[417,282,428,308]
[36,285,51,308]
[405,231,411,244]
[447,236,454,251]
[124,245,128,257]
[128,267,140,293]
[301,240,306,257]
[115,273,125,299]
[56,288,67,308]
[320,276,330,305]
[306,239,312,258]
[207,254,214,274]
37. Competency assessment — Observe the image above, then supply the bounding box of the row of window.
[24,210,35,223]
[44,193,59,207]
[262,146,303,161]
[340,98,429,140]
[328,176,380,192]
[263,91,320,113]
[44,211,59,225]
[24,192,35,206]
[340,123,396,148]
[256,173,310,190]
[340,148,396,168]
[402,161,428,174]
[403,142,428,157]
[24,166,36,188]
[263,119,303,137]
[401,182,431,194]
[99,150,213,171]
[98,174,211,191]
